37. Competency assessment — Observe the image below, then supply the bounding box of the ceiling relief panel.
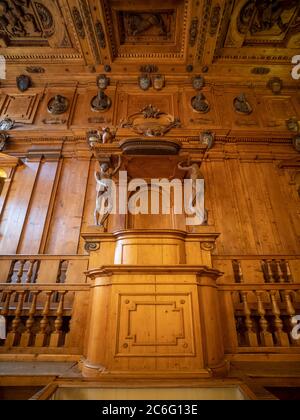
[0,0,66,47]
[0,0,84,63]
[215,0,300,62]
[102,0,189,61]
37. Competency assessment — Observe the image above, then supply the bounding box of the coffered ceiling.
[0,0,299,80]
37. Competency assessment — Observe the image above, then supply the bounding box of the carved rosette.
[200,242,215,252]
[84,242,100,253]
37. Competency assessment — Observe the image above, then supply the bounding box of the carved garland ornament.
[121,105,181,137]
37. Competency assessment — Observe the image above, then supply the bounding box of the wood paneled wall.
[0,152,298,257]
[0,80,299,257]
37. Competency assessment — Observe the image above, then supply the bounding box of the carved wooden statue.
[94,156,122,228]
[178,159,208,225]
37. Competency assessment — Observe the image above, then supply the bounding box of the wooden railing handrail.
[213,255,300,260]
[219,283,300,291]
[0,283,90,291]
[0,255,89,260]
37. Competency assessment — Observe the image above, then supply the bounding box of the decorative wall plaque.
[152,74,165,91]
[16,75,31,92]
[97,74,110,90]
[267,77,283,95]
[0,118,15,131]
[200,131,215,149]
[192,76,205,90]
[138,74,151,90]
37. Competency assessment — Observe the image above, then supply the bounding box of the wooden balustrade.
[219,284,300,353]
[0,283,90,354]
[0,255,89,285]
[213,255,300,285]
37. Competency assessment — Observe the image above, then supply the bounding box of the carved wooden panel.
[103,0,188,60]
[1,93,40,123]
[214,88,260,130]
[71,87,115,127]
[115,89,178,126]
[258,95,299,129]
[35,88,76,127]
[182,88,219,128]
[116,292,195,357]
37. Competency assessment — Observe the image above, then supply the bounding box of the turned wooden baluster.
[286,262,293,283]
[25,260,36,284]
[35,291,53,347]
[16,260,26,284]
[6,291,25,346]
[277,261,285,284]
[241,291,258,346]
[270,290,289,347]
[20,291,40,347]
[50,291,67,347]
[283,290,300,347]
[0,291,13,343]
[261,260,271,283]
[255,291,273,346]
[1,291,12,316]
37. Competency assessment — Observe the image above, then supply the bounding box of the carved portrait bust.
[191,93,210,114]
[47,95,69,115]
[91,90,112,112]
[234,93,252,115]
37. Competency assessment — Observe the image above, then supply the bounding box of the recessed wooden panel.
[259,95,299,129]
[116,293,195,357]
[71,87,115,127]
[1,94,40,123]
[182,87,219,128]
[115,89,178,126]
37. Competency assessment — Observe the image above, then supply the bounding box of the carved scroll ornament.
[121,105,181,137]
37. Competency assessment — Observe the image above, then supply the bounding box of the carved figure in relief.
[191,93,210,113]
[94,156,122,228]
[127,13,167,36]
[234,93,252,115]
[251,0,298,34]
[178,159,208,225]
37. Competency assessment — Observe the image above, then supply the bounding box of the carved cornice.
[197,0,212,62]
[86,265,223,280]
[79,0,101,64]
